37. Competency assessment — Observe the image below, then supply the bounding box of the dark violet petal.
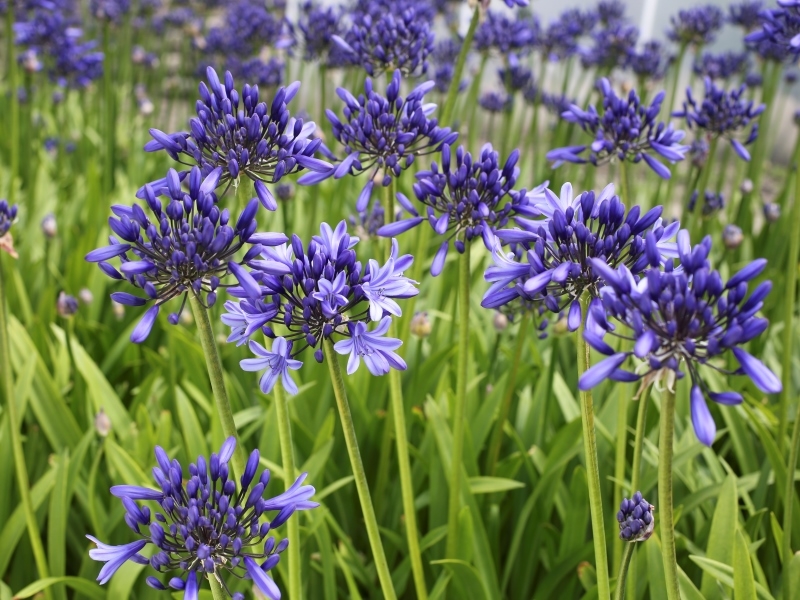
[642,154,671,179]
[708,391,743,405]
[691,385,716,447]
[86,244,130,262]
[356,180,373,212]
[578,353,627,390]
[377,218,424,237]
[110,485,163,500]
[229,263,261,299]
[732,347,782,394]
[131,305,159,343]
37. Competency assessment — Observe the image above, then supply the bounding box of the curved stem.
[446,241,472,558]
[485,314,529,476]
[577,295,610,600]
[188,294,247,478]
[441,6,480,126]
[630,385,652,495]
[613,543,635,600]
[658,387,681,600]
[0,261,53,600]
[322,340,397,600]
[273,381,302,600]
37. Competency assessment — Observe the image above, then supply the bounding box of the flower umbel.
[86,437,318,599]
[617,492,655,542]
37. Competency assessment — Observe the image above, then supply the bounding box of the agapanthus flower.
[333,3,434,76]
[87,437,317,599]
[241,336,303,394]
[479,91,513,113]
[302,70,456,211]
[581,22,639,70]
[482,183,679,330]
[693,51,749,81]
[475,11,537,56]
[144,67,331,202]
[432,39,463,93]
[0,199,18,258]
[546,78,689,179]
[596,1,626,26]
[674,77,764,161]
[57,291,79,317]
[745,2,800,61]
[90,0,130,23]
[349,202,385,239]
[539,19,580,61]
[628,40,672,82]
[541,91,573,115]
[728,1,763,31]
[223,221,417,378]
[498,54,533,92]
[667,5,725,47]
[85,167,287,343]
[296,1,342,62]
[617,492,654,542]
[688,190,724,216]
[579,231,781,445]
[203,0,291,58]
[333,316,406,375]
[377,143,532,275]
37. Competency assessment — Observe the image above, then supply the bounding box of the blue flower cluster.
[87,437,317,600]
[667,5,725,47]
[628,41,672,82]
[693,51,749,81]
[728,1,763,31]
[547,78,689,179]
[580,231,781,445]
[745,1,800,61]
[475,11,537,56]
[296,1,343,63]
[223,221,418,382]
[0,199,17,239]
[617,492,654,542]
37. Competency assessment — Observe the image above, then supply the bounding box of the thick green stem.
[273,381,302,600]
[613,543,635,600]
[658,387,681,600]
[0,261,53,600]
[784,398,800,600]
[441,6,480,126]
[208,574,227,600]
[6,3,19,205]
[612,376,628,573]
[485,314,529,476]
[446,241,472,558]
[630,385,652,495]
[188,295,247,478]
[577,295,610,600]
[322,340,397,600]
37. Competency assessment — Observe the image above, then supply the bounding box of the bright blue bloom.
[580,231,781,445]
[333,316,406,375]
[378,143,532,276]
[693,51,749,81]
[241,336,303,395]
[728,1,763,31]
[85,167,287,343]
[302,70,456,211]
[674,77,764,161]
[223,221,417,372]
[87,437,317,598]
[667,5,725,47]
[617,492,654,542]
[546,78,689,179]
[145,67,331,201]
[482,183,679,330]
[745,2,800,61]
[0,199,18,239]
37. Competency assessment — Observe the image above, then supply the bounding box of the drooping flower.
[674,77,764,161]
[86,437,317,599]
[223,221,417,377]
[667,5,725,47]
[579,231,781,445]
[378,143,533,275]
[85,167,287,343]
[301,70,456,211]
[482,183,679,330]
[617,492,655,542]
[144,67,331,202]
[546,78,689,179]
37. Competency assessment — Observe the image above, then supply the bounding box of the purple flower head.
[617,492,654,542]
[0,199,18,239]
[688,190,724,216]
[475,11,537,56]
[90,0,130,23]
[144,67,331,202]
[541,91,573,115]
[349,201,385,239]
[547,78,689,179]
[304,70,457,209]
[628,41,672,82]
[87,437,317,597]
[674,78,764,162]
[483,183,679,330]
[333,2,434,76]
[203,0,291,58]
[596,1,626,26]
[693,51,749,81]
[580,231,781,445]
[728,1,763,31]
[379,143,531,275]
[540,16,581,61]
[85,167,288,343]
[209,57,285,89]
[581,22,639,71]
[498,54,533,93]
[223,221,417,374]
[296,1,343,62]
[745,72,763,88]
[479,91,513,114]
[745,3,800,61]
[667,5,725,47]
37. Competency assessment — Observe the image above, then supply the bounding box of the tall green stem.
[658,387,681,600]
[6,3,19,205]
[188,294,247,478]
[613,543,635,600]
[322,340,397,600]
[441,6,480,126]
[446,241,472,558]
[0,260,53,600]
[485,314,529,476]
[612,372,628,573]
[666,45,687,121]
[618,161,632,206]
[208,575,227,600]
[630,385,652,495]
[273,381,303,600]
[577,295,610,600]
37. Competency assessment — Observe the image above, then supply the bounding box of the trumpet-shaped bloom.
[240,337,303,394]
[333,317,406,375]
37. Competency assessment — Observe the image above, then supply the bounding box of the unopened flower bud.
[410,311,432,338]
[740,178,753,194]
[276,182,295,202]
[41,213,57,238]
[112,300,125,320]
[722,224,743,249]
[95,409,111,437]
[79,288,94,305]
[57,292,78,318]
[617,491,655,542]
[764,202,780,223]
[493,312,508,331]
